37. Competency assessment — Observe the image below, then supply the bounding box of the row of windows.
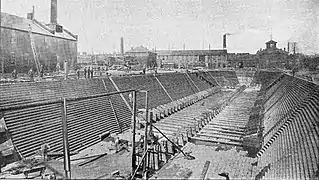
[9,52,30,65]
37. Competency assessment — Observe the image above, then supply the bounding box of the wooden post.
[61,98,71,179]
[156,145,160,170]
[131,90,137,174]
[64,61,68,80]
[143,91,149,173]
[0,0,3,77]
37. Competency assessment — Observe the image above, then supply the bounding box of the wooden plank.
[200,161,211,180]
[78,153,108,166]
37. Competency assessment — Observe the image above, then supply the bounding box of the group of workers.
[83,67,94,79]
[11,65,44,82]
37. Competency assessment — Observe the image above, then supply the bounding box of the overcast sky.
[2,0,319,54]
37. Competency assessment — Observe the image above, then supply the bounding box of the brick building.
[227,53,257,68]
[156,50,227,69]
[256,40,288,69]
[0,0,78,73]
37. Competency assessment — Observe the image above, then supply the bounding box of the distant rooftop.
[156,49,227,56]
[126,46,151,53]
[266,40,277,44]
[0,12,77,41]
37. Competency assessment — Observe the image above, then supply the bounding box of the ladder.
[28,24,40,74]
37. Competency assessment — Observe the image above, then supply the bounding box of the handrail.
[206,71,221,87]
[66,89,136,102]
[102,79,122,133]
[0,89,136,112]
[109,77,133,112]
[0,99,62,112]
[185,73,200,92]
[197,72,215,86]
[153,74,174,102]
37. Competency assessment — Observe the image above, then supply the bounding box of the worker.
[40,65,44,78]
[56,63,61,73]
[129,93,133,104]
[76,68,80,79]
[11,69,18,79]
[148,130,158,144]
[114,137,120,152]
[90,68,94,78]
[88,67,91,78]
[84,67,87,78]
[292,68,297,77]
[138,135,144,152]
[41,142,50,161]
[28,68,34,82]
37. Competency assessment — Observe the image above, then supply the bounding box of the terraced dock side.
[153,88,259,179]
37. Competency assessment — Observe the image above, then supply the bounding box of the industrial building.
[256,40,288,69]
[0,0,78,74]
[156,49,228,69]
[227,53,257,68]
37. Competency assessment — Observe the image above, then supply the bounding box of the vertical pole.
[131,90,137,174]
[0,0,3,77]
[143,91,149,173]
[61,98,71,179]
[64,61,68,80]
[148,94,153,147]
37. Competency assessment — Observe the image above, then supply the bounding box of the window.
[24,53,29,65]
[11,52,16,65]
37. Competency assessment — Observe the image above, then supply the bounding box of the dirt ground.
[44,129,141,179]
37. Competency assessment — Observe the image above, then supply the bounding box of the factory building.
[156,50,227,69]
[227,53,257,68]
[0,0,78,74]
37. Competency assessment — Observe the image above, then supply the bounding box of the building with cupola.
[256,39,288,69]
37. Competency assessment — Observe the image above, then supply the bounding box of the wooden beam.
[199,161,210,180]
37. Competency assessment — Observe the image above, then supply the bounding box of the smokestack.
[27,6,35,20]
[32,6,35,19]
[223,34,227,49]
[287,42,290,54]
[120,37,124,56]
[51,0,57,24]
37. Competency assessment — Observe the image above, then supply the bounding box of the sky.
[1,0,319,54]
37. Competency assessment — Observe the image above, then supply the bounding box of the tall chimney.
[223,34,227,49]
[51,0,57,24]
[287,42,290,54]
[32,6,35,19]
[120,37,124,56]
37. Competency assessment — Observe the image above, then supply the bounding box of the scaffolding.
[28,24,41,74]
